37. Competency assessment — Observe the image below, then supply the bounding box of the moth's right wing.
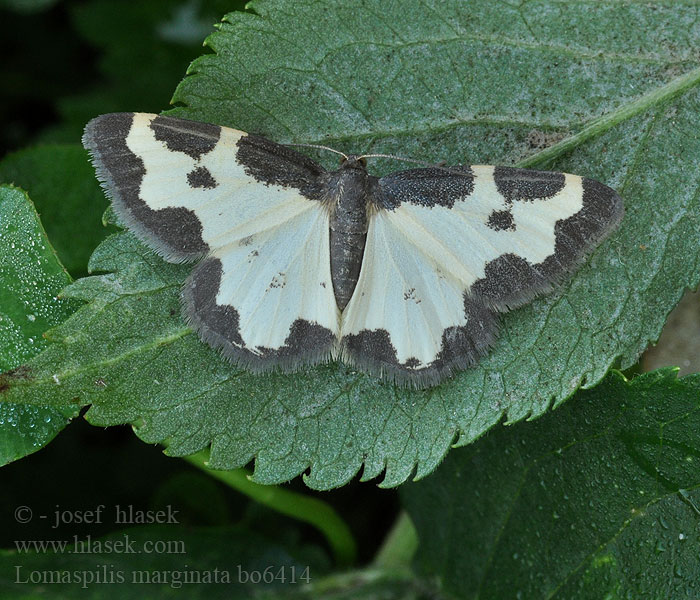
[339,165,622,387]
[83,112,340,370]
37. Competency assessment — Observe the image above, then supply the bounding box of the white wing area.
[213,203,339,350]
[341,166,585,371]
[126,114,318,248]
[340,209,469,367]
[381,166,585,291]
[123,113,339,355]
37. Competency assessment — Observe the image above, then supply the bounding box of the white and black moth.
[82,113,623,388]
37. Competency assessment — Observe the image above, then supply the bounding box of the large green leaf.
[401,369,700,599]
[4,0,700,489]
[0,144,113,276]
[0,185,79,465]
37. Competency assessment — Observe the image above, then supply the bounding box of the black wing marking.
[83,113,222,262]
[82,112,329,263]
[471,171,624,310]
[376,165,474,209]
[235,134,328,200]
[374,164,624,311]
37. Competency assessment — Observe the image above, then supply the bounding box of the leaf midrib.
[270,63,700,166]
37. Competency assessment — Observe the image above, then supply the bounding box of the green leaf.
[0,185,79,465]
[0,144,115,276]
[8,1,700,489]
[401,369,700,599]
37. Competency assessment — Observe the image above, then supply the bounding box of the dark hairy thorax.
[328,159,374,311]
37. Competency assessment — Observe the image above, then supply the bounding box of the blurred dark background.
[1,0,246,155]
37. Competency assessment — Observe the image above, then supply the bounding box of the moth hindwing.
[83,112,624,388]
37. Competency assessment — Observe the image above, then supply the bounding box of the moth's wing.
[338,207,499,388]
[82,112,328,261]
[183,204,340,372]
[83,112,339,371]
[339,165,623,387]
[376,165,624,309]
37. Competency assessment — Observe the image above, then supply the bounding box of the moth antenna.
[287,142,348,160]
[358,153,435,167]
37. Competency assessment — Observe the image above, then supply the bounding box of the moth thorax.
[329,168,370,311]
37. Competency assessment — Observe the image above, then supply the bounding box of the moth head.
[340,155,368,170]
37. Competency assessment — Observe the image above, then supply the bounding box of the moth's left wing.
[83,112,339,370]
[339,165,623,387]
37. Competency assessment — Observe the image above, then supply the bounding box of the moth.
[83,113,623,388]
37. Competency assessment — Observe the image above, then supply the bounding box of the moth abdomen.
[329,162,372,311]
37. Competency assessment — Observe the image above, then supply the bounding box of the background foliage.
[1,0,699,598]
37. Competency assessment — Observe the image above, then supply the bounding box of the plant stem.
[372,510,418,568]
[182,449,357,566]
[303,565,416,594]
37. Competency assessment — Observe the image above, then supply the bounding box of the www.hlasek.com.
[14,534,185,555]
[14,564,311,589]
